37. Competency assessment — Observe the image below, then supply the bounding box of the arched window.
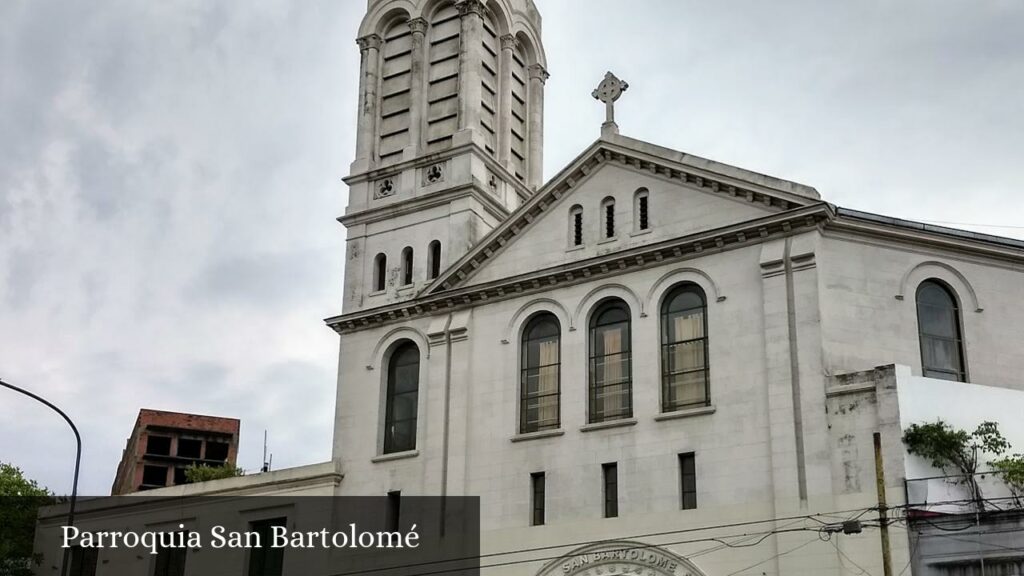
[401,246,414,286]
[521,313,561,433]
[634,189,649,231]
[428,240,441,279]
[384,341,420,454]
[374,253,387,292]
[425,4,461,153]
[569,205,583,247]
[589,300,632,423]
[916,280,966,382]
[661,284,709,411]
[378,18,413,165]
[601,197,616,239]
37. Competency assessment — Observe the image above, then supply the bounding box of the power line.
[324,496,1021,576]
[324,506,878,576]
[832,538,875,576]
[327,525,842,576]
[724,536,821,576]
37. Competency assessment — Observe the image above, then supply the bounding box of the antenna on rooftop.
[261,430,272,473]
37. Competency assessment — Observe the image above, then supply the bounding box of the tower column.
[354,34,383,171]
[497,34,517,171]
[407,18,428,156]
[527,63,548,189]
[456,0,484,142]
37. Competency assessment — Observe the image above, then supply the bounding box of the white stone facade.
[326,2,1024,575]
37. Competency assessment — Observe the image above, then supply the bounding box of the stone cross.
[592,71,628,135]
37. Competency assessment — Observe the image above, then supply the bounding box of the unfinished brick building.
[110,409,240,495]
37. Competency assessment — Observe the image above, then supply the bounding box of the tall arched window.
[377,18,413,165]
[589,300,632,423]
[916,280,966,382]
[601,197,616,239]
[428,240,442,279]
[384,341,420,454]
[521,313,561,433]
[425,4,461,153]
[401,246,414,286]
[374,253,387,292]
[661,284,709,412]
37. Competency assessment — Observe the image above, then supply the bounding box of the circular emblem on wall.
[535,541,706,576]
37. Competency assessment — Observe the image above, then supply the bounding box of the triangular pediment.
[425,133,821,293]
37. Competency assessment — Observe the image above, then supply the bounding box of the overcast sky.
[2,0,1022,495]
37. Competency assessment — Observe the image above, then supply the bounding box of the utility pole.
[873,432,894,576]
[0,378,82,576]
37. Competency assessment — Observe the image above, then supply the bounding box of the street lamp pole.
[0,378,82,576]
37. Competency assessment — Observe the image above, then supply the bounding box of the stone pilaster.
[406,18,428,157]
[455,0,484,143]
[353,34,382,173]
[527,63,548,190]
[497,34,517,171]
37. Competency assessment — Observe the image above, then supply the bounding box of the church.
[33,1,1024,575]
[323,0,1024,574]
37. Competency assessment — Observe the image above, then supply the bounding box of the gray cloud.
[1,0,1022,494]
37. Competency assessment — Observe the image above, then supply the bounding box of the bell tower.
[340,0,547,313]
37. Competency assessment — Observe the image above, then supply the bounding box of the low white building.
[34,1,1024,575]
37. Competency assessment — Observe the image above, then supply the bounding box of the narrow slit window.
[428,240,441,279]
[570,205,583,247]
[374,253,387,292]
[401,247,413,286]
[602,198,616,239]
[386,490,401,531]
[680,453,697,510]
[531,472,545,526]
[635,189,649,231]
[603,463,618,518]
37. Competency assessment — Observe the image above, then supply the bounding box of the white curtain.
[600,328,624,416]
[536,340,559,428]
[671,312,705,405]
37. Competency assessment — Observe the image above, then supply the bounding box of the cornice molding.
[824,216,1024,266]
[343,141,534,202]
[338,183,511,229]
[324,204,833,334]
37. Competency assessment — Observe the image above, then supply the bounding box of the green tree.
[183,463,245,483]
[902,420,1011,511]
[990,454,1024,505]
[0,463,55,576]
